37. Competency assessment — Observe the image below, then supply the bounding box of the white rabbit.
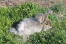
[9,13,52,41]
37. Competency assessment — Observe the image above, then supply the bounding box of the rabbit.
[9,13,52,42]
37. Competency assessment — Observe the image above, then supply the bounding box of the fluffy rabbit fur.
[9,13,52,41]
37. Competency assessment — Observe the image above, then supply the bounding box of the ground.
[0,0,66,44]
[0,0,65,7]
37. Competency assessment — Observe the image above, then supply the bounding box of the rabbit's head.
[35,13,52,31]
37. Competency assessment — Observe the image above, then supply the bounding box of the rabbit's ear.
[35,13,48,23]
[40,14,48,24]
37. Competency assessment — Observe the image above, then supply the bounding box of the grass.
[0,2,66,44]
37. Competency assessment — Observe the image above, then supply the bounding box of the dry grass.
[0,0,65,7]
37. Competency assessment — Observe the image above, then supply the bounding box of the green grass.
[0,2,66,44]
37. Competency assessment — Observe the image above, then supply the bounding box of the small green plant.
[0,2,48,44]
[0,2,66,44]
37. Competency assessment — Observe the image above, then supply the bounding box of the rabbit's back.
[17,18,42,35]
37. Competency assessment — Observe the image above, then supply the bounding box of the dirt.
[0,0,65,7]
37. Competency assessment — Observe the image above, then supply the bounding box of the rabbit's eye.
[45,22,48,25]
[45,23,48,25]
